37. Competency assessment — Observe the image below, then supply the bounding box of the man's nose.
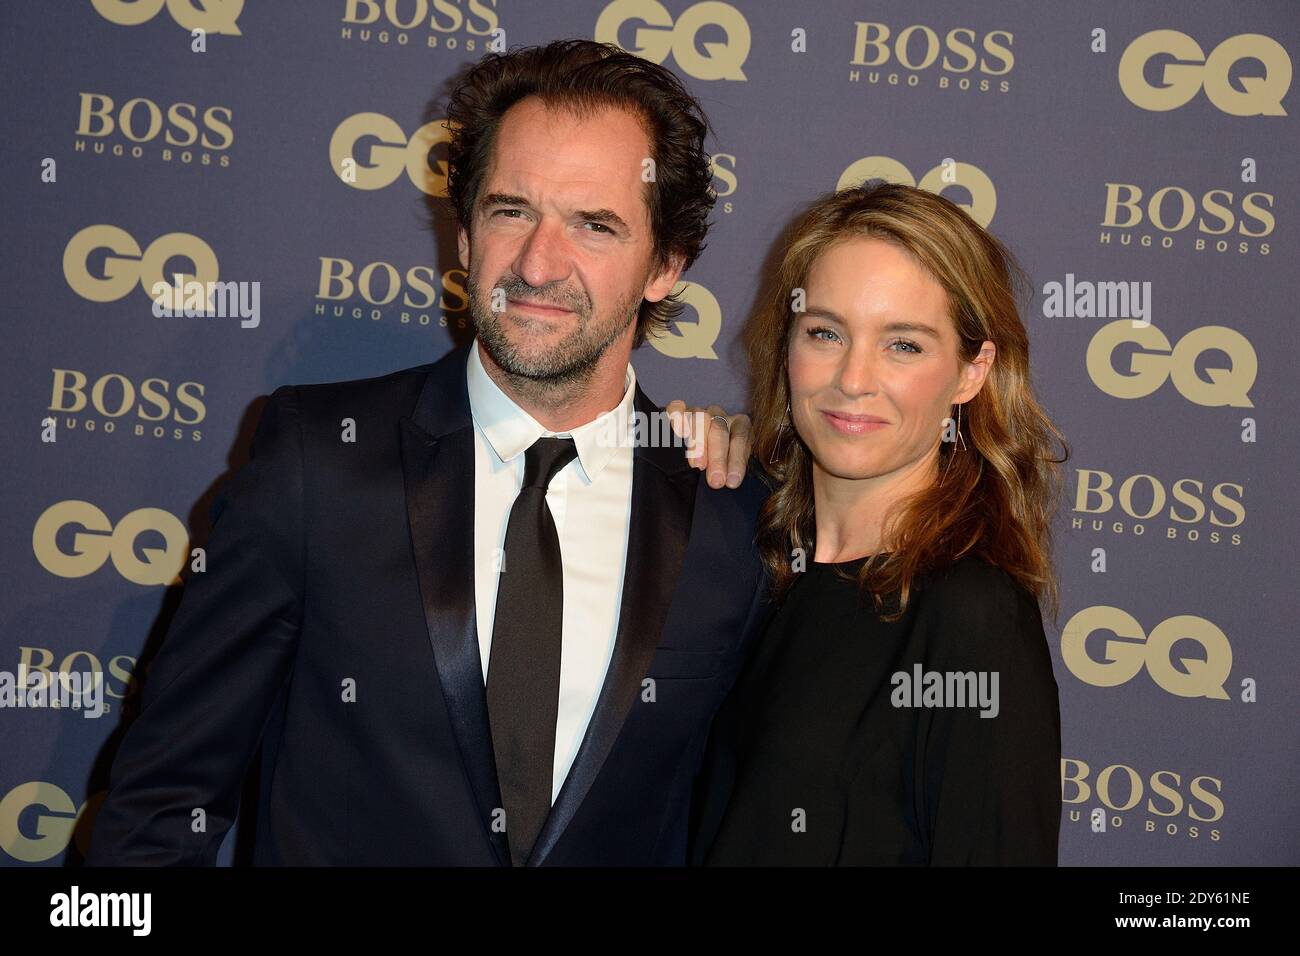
[513,217,573,290]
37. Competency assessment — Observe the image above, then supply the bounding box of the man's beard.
[467,270,640,389]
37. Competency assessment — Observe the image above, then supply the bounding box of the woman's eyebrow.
[801,308,940,338]
[800,307,844,323]
[881,320,942,337]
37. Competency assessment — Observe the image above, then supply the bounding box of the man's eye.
[583,221,612,234]
[493,209,523,218]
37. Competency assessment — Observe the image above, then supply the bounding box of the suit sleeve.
[686,560,769,866]
[85,385,306,865]
[921,575,1062,865]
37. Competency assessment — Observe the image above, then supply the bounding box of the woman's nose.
[835,344,880,397]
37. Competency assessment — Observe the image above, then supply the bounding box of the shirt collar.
[466,337,636,483]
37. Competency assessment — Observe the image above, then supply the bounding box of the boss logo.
[76,93,233,150]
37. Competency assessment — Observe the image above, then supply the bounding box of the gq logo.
[1061,606,1232,700]
[329,113,452,195]
[33,501,188,586]
[0,783,103,863]
[595,0,750,81]
[648,281,721,359]
[1087,320,1256,407]
[63,225,218,304]
[837,156,996,227]
[92,0,244,35]
[1119,30,1291,116]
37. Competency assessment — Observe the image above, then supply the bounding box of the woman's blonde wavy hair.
[747,181,1069,622]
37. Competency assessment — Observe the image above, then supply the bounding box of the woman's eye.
[807,325,840,343]
[889,338,922,354]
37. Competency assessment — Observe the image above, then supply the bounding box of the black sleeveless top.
[689,554,1061,865]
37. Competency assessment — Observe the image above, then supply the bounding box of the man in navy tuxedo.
[87,39,767,866]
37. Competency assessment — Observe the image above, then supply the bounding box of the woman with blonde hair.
[689,181,1069,865]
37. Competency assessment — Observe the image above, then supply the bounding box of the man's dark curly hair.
[443,38,716,348]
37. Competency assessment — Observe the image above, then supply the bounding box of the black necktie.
[487,435,579,866]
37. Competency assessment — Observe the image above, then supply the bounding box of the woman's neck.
[811,452,937,563]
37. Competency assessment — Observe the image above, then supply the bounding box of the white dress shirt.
[466,337,636,805]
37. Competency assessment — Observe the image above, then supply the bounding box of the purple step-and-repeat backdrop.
[2,0,1296,865]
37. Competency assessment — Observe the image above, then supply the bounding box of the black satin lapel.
[527,433,698,865]
[399,418,509,866]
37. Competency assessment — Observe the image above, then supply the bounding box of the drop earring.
[769,399,792,466]
[940,402,966,486]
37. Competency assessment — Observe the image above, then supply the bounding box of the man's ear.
[642,251,685,303]
[457,226,470,271]
[953,341,996,404]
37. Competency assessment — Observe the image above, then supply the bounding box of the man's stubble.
[467,269,642,397]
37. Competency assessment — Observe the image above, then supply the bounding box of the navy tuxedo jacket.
[86,343,772,866]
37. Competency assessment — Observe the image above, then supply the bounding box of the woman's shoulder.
[920,548,1029,595]
[911,554,1046,662]
[920,553,1030,602]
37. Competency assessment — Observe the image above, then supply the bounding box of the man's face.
[458,97,681,383]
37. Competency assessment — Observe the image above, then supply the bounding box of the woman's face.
[787,237,993,491]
